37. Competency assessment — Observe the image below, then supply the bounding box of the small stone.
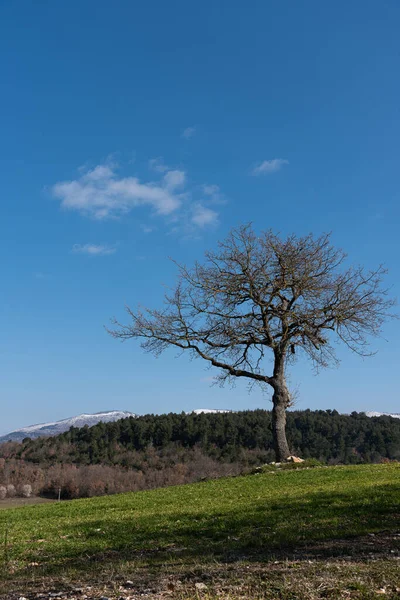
[286,455,304,463]
[125,581,135,588]
[195,582,208,591]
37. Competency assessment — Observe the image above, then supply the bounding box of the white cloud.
[182,126,196,139]
[191,204,219,228]
[140,224,154,234]
[203,184,220,196]
[149,160,185,190]
[84,164,115,180]
[72,244,116,256]
[148,157,169,173]
[52,164,183,220]
[202,183,227,205]
[251,158,289,175]
[163,169,185,190]
[52,159,224,233]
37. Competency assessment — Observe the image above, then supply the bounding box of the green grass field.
[1,464,399,599]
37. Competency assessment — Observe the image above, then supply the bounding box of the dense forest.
[2,409,400,465]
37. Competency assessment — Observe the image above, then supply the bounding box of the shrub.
[6,484,16,497]
[20,484,32,498]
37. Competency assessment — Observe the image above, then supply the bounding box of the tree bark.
[271,379,291,462]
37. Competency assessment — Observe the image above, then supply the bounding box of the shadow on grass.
[4,480,399,587]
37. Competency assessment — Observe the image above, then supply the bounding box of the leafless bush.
[6,484,16,497]
[20,484,32,498]
[0,446,267,500]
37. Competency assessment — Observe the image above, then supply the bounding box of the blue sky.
[1,1,399,433]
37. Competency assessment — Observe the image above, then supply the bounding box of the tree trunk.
[271,379,291,462]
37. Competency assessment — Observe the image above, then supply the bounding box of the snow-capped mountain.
[0,410,136,443]
[191,409,232,415]
[365,411,400,419]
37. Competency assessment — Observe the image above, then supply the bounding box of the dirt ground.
[0,497,55,510]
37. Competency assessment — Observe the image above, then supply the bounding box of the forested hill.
[1,409,400,466]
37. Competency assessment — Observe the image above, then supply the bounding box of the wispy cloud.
[182,126,196,140]
[148,157,169,173]
[191,204,219,228]
[203,184,220,196]
[52,164,184,220]
[163,170,185,190]
[140,224,154,234]
[72,243,116,256]
[202,184,227,205]
[251,158,289,175]
[52,159,222,233]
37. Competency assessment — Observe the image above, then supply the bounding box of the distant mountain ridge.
[0,411,136,443]
[365,411,400,419]
[190,409,232,415]
[0,409,230,443]
[1,408,398,445]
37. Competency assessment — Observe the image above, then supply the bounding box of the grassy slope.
[0,464,399,598]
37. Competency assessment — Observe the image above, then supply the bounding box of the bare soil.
[0,497,54,510]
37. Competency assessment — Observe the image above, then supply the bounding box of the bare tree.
[109,225,396,461]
